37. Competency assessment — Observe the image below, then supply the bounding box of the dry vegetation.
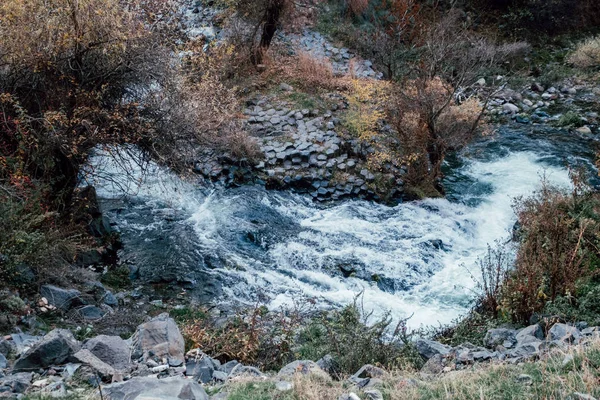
[569,36,600,69]
[223,337,600,400]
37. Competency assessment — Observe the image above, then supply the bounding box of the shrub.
[569,36,600,69]
[296,302,423,376]
[500,181,600,323]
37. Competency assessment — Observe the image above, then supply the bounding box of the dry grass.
[569,36,600,69]
[225,338,600,400]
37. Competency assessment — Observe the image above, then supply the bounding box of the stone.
[484,328,517,349]
[40,285,84,311]
[338,393,362,400]
[364,389,384,400]
[219,360,239,374]
[13,329,81,372]
[517,374,533,385]
[186,354,218,384]
[0,372,32,394]
[278,360,329,380]
[576,126,592,135]
[516,325,544,342]
[279,83,293,91]
[275,380,293,391]
[83,335,130,370]
[415,339,451,359]
[212,371,228,382]
[531,82,544,92]
[76,305,106,321]
[503,103,520,114]
[102,376,209,400]
[229,364,266,379]
[569,393,597,400]
[0,353,6,369]
[0,339,15,358]
[420,354,444,374]
[548,323,581,344]
[71,349,117,382]
[582,327,600,337]
[131,313,185,367]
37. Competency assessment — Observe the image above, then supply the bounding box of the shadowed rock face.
[13,329,81,372]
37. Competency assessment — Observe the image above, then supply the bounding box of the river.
[84,125,598,329]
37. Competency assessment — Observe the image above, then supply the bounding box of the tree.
[388,10,529,195]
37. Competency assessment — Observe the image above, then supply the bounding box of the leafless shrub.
[568,36,600,69]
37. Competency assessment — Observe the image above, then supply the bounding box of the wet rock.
[415,339,451,359]
[13,329,81,372]
[40,285,84,311]
[131,313,185,367]
[484,328,517,349]
[102,376,209,400]
[83,335,130,370]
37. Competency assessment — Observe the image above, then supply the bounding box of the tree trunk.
[254,0,285,64]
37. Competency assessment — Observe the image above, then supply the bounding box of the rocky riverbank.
[0,311,598,399]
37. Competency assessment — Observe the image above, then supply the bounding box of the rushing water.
[84,126,598,329]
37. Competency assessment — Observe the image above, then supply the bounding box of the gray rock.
[186,354,219,384]
[275,380,293,391]
[548,323,581,344]
[278,360,328,379]
[415,339,451,359]
[102,376,209,400]
[40,285,84,311]
[212,371,228,382]
[339,393,361,400]
[569,393,597,400]
[84,335,130,371]
[13,329,81,372]
[516,325,544,342]
[279,83,293,92]
[131,313,185,366]
[0,372,32,394]
[229,364,265,379]
[420,353,444,374]
[517,374,533,385]
[484,328,517,349]
[503,103,520,114]
[102,291,118,307]
[71,349,117,381]
[364,389,384,400]
[219,360,239,374]
[76,305,106,321]
[582,327,600,337]
[0,339,15,358]
[316,354,337,376]
[0,353,6,369]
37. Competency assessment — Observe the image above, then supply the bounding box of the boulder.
[0,353,6,369]
[484,328,517,349]
[219,360,239,374]
[317,354,338,376]
[102,376,209,400]
[131,313,185,367]
[13,329,81,372]
[0,339,15,358]
[71,349,117,382]
[420,354,444,375]
[40,285,84,311]
[547,323,581,344]
[364,389,384,400]
[229,364,266,380]
[76,305,106,321]
[84,335,131,370]
[278,360,329,380]
[0,372,32,394]
[415,339,451,359]
[503,103,520,115]
[186,353,219,384]
[516,325,544,342]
